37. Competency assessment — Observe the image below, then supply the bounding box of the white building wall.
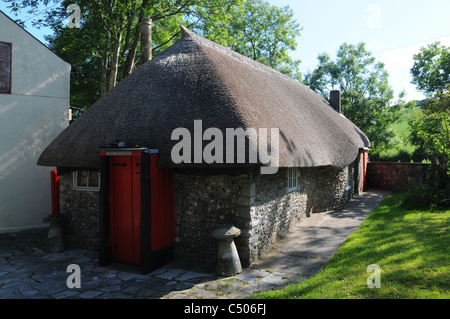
[0,11,70,232]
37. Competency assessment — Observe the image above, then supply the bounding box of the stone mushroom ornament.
[212,224,242,277]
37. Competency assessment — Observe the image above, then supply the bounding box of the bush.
[411,148,428,163]
[370,149,429,163]
[432,184,450,208]
[402,182,450,209]
[370,150,413,163]
[401,183,433,209]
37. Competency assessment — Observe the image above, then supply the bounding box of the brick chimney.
[330,90,341,114]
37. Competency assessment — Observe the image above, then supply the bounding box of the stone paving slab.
[0,190,389,299]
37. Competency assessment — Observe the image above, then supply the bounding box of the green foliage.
[5,0,303,108]
[304,42,401,156]
[408,92,450,192]
[409,43,450,193]
[409,42,450,208]
[372,102,425,161]
[401,183,434,210]
[370,149,419,163]
[402,182,450,210]
[194,0,303,81]
[411,42,450,95]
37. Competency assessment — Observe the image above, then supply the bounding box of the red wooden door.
[109,154,141,265]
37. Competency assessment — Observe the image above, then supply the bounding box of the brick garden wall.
[366,162,431,191]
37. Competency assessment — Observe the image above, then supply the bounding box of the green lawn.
[255,194,449,299]
[381,107,420,157]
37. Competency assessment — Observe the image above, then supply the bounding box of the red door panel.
[107,151,174,268]
[109,155,141,265]
[131,154,141,265]
[150,154,175,251]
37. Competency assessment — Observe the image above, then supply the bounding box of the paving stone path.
[0,228,300,299]
[0,190,390,299]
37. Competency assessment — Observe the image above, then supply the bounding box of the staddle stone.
[212,225,241,240]
[212,224,242,277]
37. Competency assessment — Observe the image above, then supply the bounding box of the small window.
[0,42,12,94]
[73,170,100,191]
[288,168,298,192]
[346,165,352,191]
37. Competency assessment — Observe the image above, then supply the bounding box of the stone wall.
[174,173,250,266]
[366,162,431,191]
[58,160,357,268]
[301,165,354,213]
[59,171,100,249]
[246,165,354,264]
[174,163,355,267]
[247,168,308,263]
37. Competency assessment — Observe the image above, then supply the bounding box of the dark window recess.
[0,42,12,94]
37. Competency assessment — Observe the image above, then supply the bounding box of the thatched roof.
[37,26,370,170]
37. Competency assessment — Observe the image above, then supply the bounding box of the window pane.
[77,170,88,187]
[88,171,99,188]
[288,168,298,191]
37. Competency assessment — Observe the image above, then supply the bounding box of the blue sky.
[2,0,450,101]
[267,0,450,101]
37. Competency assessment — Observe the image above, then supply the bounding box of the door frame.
[98,147,174,274]
[98,148,150,272]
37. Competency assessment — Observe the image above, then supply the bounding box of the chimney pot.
[330,90,341,114]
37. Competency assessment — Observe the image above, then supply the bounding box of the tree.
[42,0,188,107]
[409,91,449,186]
[195,0,302,80]
[409,43,450,206]
[5,0,302,108]
[5,0,239,108]
[411,42,450,96]
[304,42,400,156]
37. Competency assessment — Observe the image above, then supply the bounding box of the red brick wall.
[366,162,430,191]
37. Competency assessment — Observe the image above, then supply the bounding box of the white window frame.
[287,168,299,192]
[73,170,100,191]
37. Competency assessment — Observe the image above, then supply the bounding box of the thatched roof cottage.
[38,26,370,273]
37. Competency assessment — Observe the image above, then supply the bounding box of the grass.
[380,107,420,157]
[255,193,449,299]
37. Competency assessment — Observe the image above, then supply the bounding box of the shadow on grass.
[256,193,449,299]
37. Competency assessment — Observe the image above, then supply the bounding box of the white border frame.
[287,167,298,192]
[73,170,100,191]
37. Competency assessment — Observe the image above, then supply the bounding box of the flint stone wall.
[57,161,357,267]
[58,171,99,249]
[174,173,250,266]
[174,163,355,267]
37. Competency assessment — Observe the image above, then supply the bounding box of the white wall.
[0,11,70,232]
